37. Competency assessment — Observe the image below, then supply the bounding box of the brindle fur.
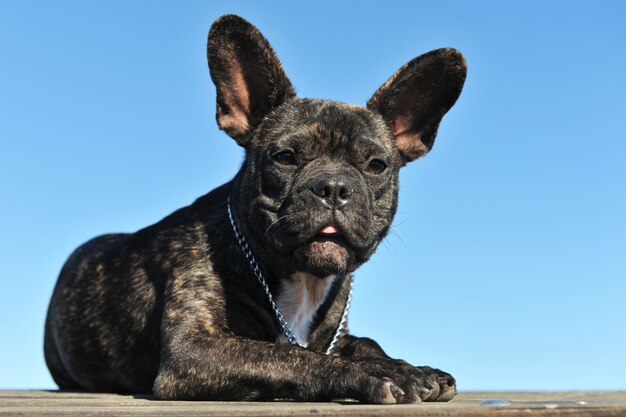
[45,14,466,403]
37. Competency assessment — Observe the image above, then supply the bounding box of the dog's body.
[45,15,466,403]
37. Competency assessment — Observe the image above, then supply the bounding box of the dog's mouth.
[291,224,354,276]
[310,227,349,255]
[260,207,378,276]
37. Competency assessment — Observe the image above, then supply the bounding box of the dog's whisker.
[264,215,291,237]
[386,228,410,254]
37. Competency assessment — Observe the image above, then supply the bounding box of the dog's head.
[208,15,466,278]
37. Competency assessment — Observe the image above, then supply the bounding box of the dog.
[44,14,466,404]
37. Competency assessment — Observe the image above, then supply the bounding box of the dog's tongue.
[321,225,338,235]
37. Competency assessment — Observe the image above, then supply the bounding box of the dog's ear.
[367,48,466,164]
[208,15,296,146]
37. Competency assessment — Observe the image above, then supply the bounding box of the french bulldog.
[44,14,466,404]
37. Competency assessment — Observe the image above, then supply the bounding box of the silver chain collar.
[227,197,352,355]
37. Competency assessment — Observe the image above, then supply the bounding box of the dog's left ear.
[367,48,467,164]
[207,15,296,146]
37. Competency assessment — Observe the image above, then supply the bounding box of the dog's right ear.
[367,48,466,164]
[208,15,296,146]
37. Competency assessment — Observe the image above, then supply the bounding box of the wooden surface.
[1,390,626,416]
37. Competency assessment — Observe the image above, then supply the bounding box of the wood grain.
[1,390,626,416]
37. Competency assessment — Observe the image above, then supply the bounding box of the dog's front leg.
[307,279,457,402]
[153,334,410,403]
[152,271,405,403]
[329,334,457,402]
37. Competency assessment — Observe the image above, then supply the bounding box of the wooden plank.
[1,390,625,416]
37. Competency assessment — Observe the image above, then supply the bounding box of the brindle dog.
[45,14,466,403]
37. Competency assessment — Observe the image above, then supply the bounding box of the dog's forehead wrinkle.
[270,98,379,132]
[285,125,392,163]
[257,99,397,163]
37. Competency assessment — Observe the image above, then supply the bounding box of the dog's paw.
[353,358,456,403]
[350,375,406,404]
[414,365,457,402]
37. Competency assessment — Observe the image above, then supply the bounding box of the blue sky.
[1,1,625,391]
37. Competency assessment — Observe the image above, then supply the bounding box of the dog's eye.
[273,150,296,166]
[366,159,387,174]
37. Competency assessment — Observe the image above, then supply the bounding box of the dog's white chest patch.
[275,272,336,346]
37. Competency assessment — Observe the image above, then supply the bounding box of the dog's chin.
[292,237,355,277]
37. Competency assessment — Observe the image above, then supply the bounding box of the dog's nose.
[311,176,354,208]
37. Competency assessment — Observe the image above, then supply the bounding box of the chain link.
[324,283,352,355]
[227,197,351,354]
